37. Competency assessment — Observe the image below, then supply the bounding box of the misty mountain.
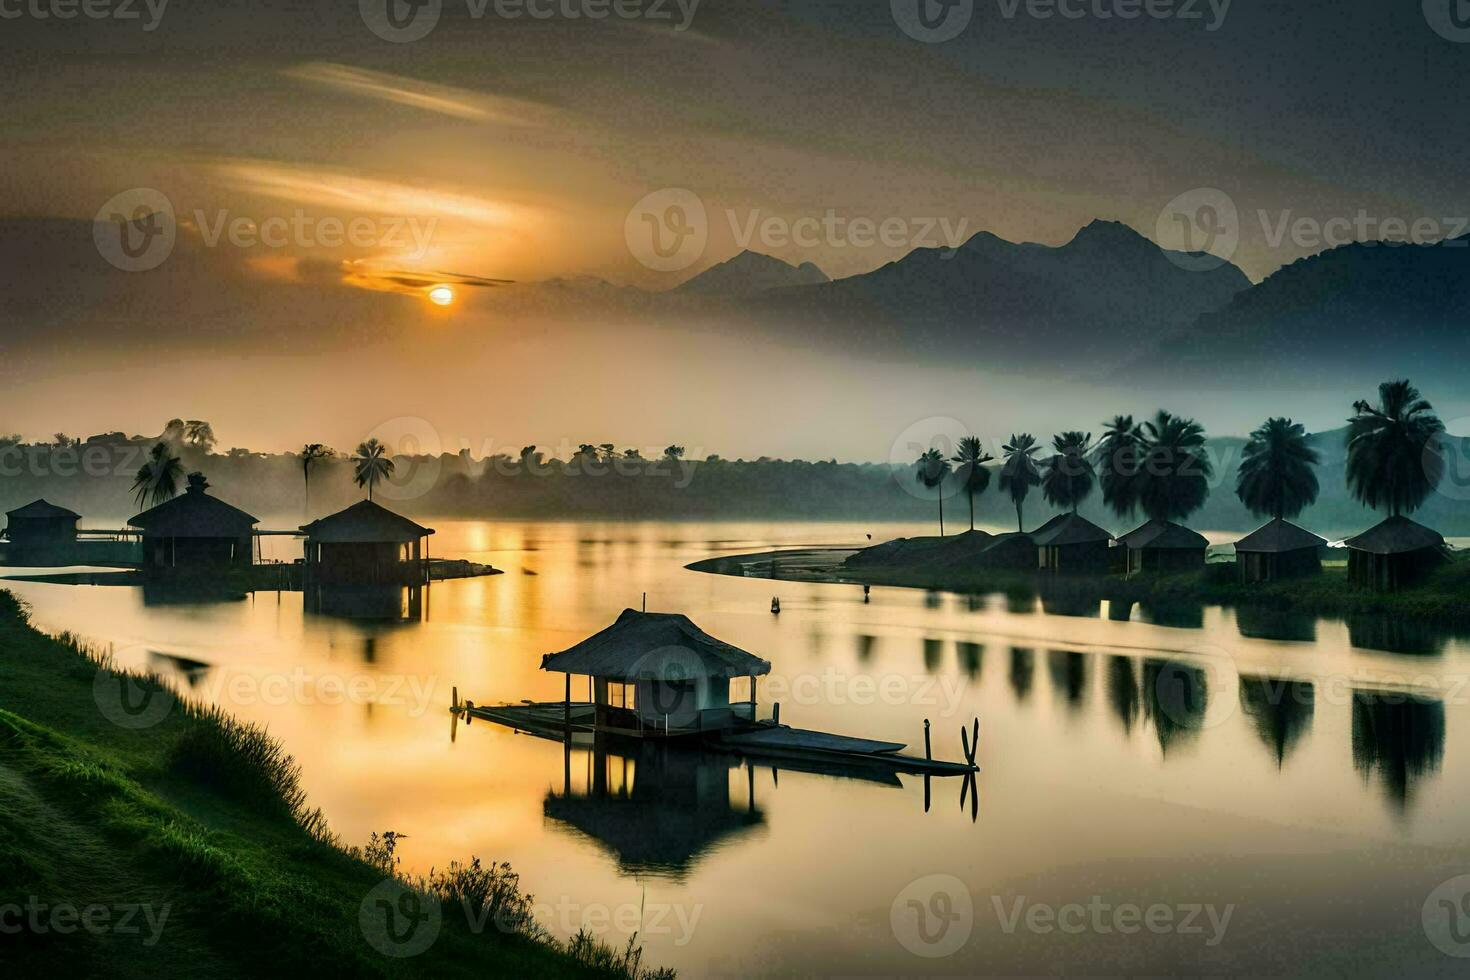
[1133,236,1470,389]
[739,219,1252,365]
[675,250,829,297]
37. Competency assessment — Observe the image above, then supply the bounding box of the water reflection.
[1047,651,1087,711]
[1106,656,1141,734]
[1238,676,1315,767]
[923,637,943,672]
[1138,600,1205,631]
[1143,659,1208,755]
[957,641,983,680]
[1235,606,1318,643]
[544,740,764,881]
[306,584,425,622]
[1346,615,1449,656]
[1351,690,1446,810]
[1039,591,1100,619]
[1008,648,1035,701]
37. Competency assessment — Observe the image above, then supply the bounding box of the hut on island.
[3,499,80,548]
[541,609,772,737]
[1343,516,1446,591]
[1032,513,1113,574]
[299,500,434,585]
[1117,519,1209,574]
[128,474,257,571]
[1233,518,1327,583]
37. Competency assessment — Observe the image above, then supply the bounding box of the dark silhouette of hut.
[1032,513,1113,574]
[1233,518,1326,583]
[3,499,80,548]
[1343,516,1446,591]
[1117,519,1208,573]
[541,609,771,737]
[128,474,256,571]
[300,500,434,584]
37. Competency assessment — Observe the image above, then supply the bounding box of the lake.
[7,519,1470,977]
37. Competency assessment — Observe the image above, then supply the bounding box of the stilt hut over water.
[129,474,257,570]
[1343,516,1446,591]
[1117,519,1208,574]
[1033,513,1113,574]
[541,609,772,737]
[1234,518,1327,583]
[300,500,434,584]
[3,499,80,547]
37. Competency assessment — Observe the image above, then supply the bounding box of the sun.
[428,285,455,306]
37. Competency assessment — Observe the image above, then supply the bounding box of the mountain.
[675,250,829,297]
[1129,236,1470,389]
[735,219,1250,367]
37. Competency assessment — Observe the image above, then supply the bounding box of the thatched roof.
[541,609,771,681]
[5,499,80,521]
[1118,519,1208,551]
[128,479,256,537]
[1031,513,1113,547]
[300,500,433,544]
[1343,516,1445,556]
[1234,518,1326,554]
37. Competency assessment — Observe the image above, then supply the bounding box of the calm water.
[7,519,1470,977]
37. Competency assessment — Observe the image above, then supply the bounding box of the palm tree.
[914,448,952,536]
[1134,411,1213,523]
[351,438,395,502]
[1041,431,1095,515]
[999,434,1041,531]
[1346,379,1445,516]
[300,443,333,513]
[1236,418,1320,520]
[131,442,183,508]
[1095,415,1143,521]
[950,436,994,531]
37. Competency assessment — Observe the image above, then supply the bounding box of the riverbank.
[0,590,666,978]
[688,544,1470,628]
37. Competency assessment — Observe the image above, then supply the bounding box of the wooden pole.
[923,719,932,760]
[564,674,571,733]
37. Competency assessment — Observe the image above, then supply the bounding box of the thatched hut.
[1033,513,1113,574]
[1117,519,1208,573]
[128,474,256,570]
[300,500,434,584]
[3,499,80,548]
[541,609,771,737]
[1343,516,1446,591]
[1234,518,1327,583]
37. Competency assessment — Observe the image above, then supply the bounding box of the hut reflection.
[855,634,877,663]
[1047,650,1087,711]
[1107,599,1135,622]
[1238,676,1314,767]
[1138,600,1205,631]
[1008,647,1035,702]
[544,740,764,881]
[306,584,425,623]
[1107,656,1141,734]
[1345,615,1449,656]
[1351,689,1445,810]
[923,638,944,672]
[1143,659,1209,755]
[957,642,983,680]
[1039,591,1100,619]
[1235,606,1318,643]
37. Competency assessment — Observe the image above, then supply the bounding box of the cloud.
[282,62,554,126]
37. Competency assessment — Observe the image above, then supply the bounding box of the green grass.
[0,590,672,979]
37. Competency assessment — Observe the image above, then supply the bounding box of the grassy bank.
[0,590,669,978]
[694,547,1470,629]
